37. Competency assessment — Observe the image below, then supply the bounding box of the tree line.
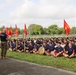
[0,24,76,35]
[28,24,76,35]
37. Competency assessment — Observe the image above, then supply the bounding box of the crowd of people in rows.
[7,37,76,58]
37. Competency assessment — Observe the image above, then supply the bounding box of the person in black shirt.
[0,29,8,59]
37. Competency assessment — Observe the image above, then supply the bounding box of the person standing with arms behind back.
[0,29,8,59]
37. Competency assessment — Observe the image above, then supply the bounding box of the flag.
[0,30,1,34]
[5,27,10,35]
[14,25,18,36]
[9,26,12,36]
[64,20,70,35]
[24,24,27,36]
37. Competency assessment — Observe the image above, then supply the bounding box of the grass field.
[6,51,76,72]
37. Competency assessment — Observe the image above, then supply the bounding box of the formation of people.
[7,37,76,58]
[0,28,75,59]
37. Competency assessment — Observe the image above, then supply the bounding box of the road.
[0,58,76,75]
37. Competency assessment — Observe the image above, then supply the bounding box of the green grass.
[7,51,76,72]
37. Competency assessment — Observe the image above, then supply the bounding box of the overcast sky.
[0,0,76,29]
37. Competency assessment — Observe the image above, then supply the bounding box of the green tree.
[19,29,24,34]
[59,27,65,34]
[43,28,49,34]
[70,27,76,34]
[0,26,5,31]
[28,24,44,35]
[48,24,60,34]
